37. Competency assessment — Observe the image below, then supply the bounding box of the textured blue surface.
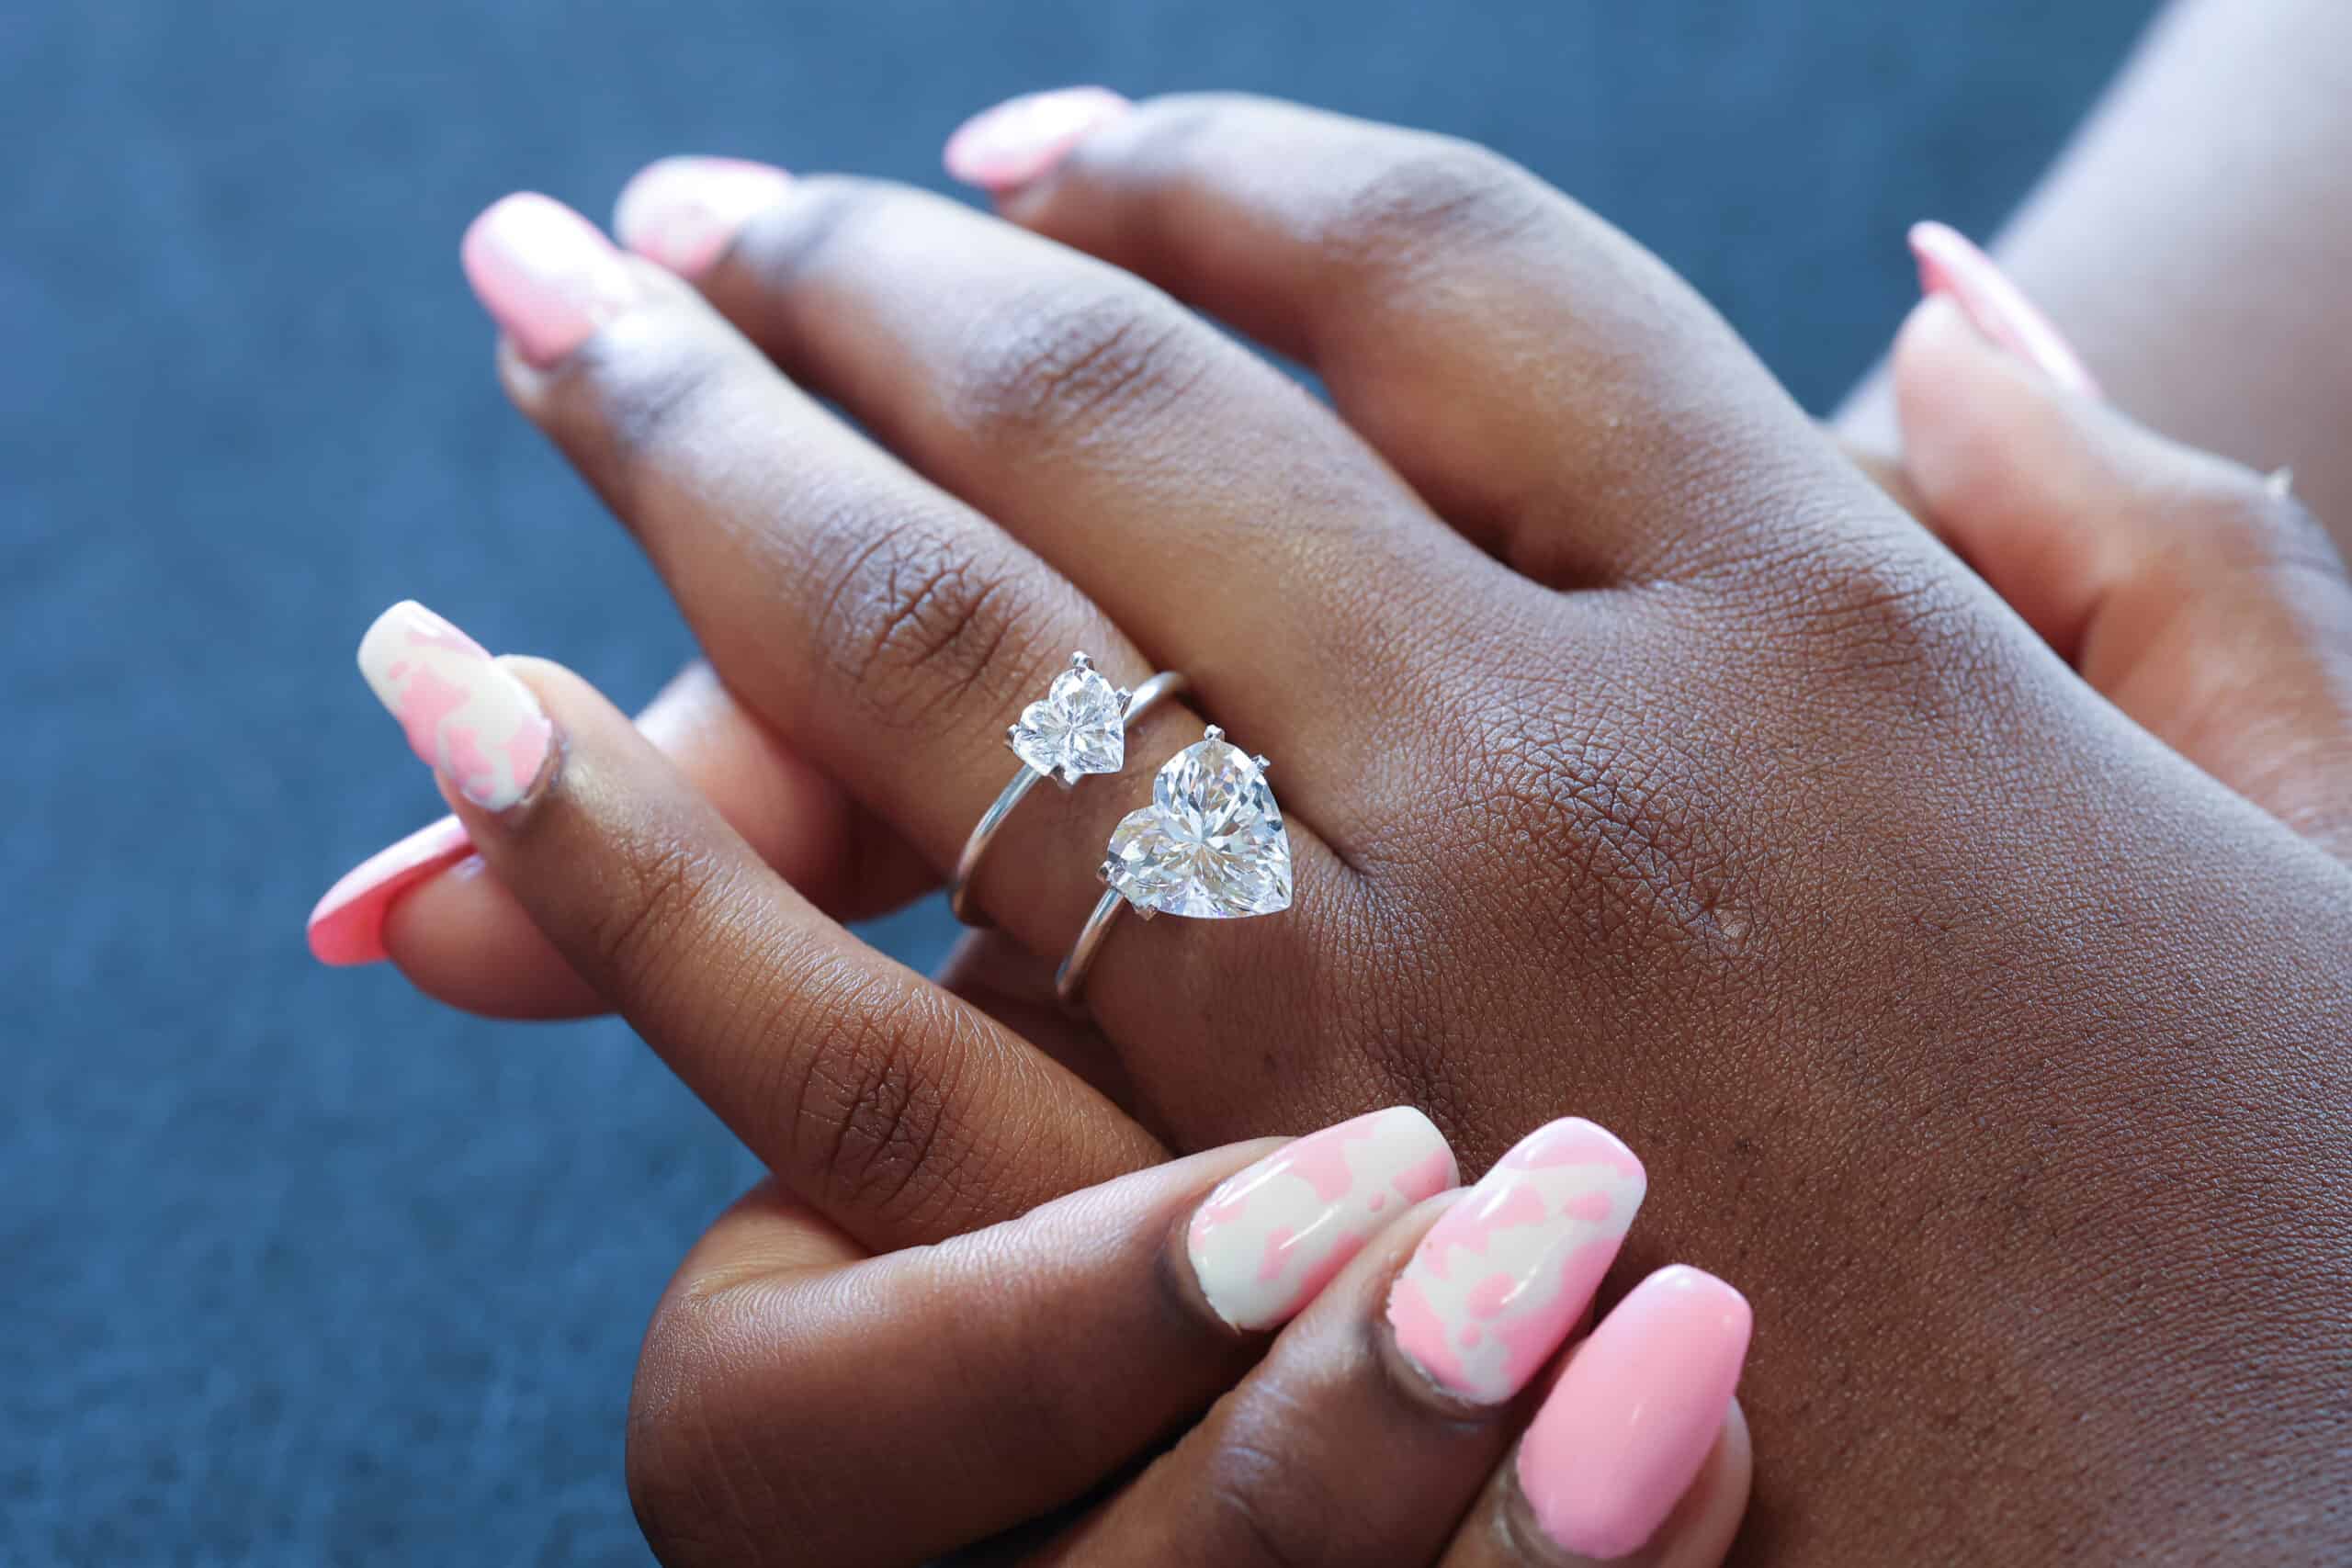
[4,1,2156,1561]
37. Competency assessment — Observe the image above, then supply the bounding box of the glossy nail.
[460,193,639,367]
[357,601,552,811]
[1516,1266,1751,1561]
[1188,1107,1457,1331]
[1385,1117,1645,1404]
[943,86,1129,191]
[1909,220,2099,397]
[614,156,791,280]
[306,816,475,965]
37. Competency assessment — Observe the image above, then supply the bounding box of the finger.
[1893,292,2352,857]
[350,598,1159,1246]
[461,192,1354,977]
[628,1109,1456,1568]
[311,660,928,1016]
[1442,1270,1753,1568]
[1046,1118,1645,1567]
[958,91,1842,589]
[620,157,1525,840]
[933,928,1143,1115]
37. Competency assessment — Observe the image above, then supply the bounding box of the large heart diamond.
[1010,660,1126,784]
[1105,733,1293,918]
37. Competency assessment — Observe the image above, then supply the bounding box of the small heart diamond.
[1009,654,1127,785]
[1105,731,1292,919]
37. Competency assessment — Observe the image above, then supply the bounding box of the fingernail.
[1908,221,2099,397]
[1516,1266,1751,1561]
[1188,1107,1457,1332]
[614,156,791,280]
[460,193,639,367]
[944,86,1130,192]
[1385,1117,1645,1404]
[356,601,552,812]
[306,816,476,965]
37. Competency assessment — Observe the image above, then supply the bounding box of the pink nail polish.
[1188,1107,1458,1331]
[943,86,1130,192]
[1908,221,2099,397]
[613,156,791,280]
[460,193,639,367]
[356,601,552,811]
[1385,1118,1645,1404]
[306,816,477,965]
[1516,1266,1751,1561]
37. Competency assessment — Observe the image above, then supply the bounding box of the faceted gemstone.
[1010,663,1126,784]
[1105,737,1293,918]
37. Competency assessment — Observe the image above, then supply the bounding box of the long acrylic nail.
[1515,1266,1751,1561]
[1385,1117,1645,1404]
[1188,1107,1457,1331]
[1908,221,2099,397]
[614,156,791,280]
[357,602,552,811]
[943,86,1130,192]
[460,193,639,367]
[306,816,476,965]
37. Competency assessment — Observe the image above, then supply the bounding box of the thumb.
[1892,288,2352,860]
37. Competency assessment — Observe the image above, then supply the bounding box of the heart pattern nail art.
[1103,728,1293,919]
[1009,652,1129,786]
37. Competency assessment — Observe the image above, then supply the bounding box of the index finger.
[349,599,1160,1246]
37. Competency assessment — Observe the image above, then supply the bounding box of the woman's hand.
[346,604,1751,1564]
[627,1111,1751,1568]
[320,93,2352,1560]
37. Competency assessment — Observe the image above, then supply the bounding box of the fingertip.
[305,816,476,966]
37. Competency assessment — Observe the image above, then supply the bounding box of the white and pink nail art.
[357,601,551,811]
[1188,1107,1457,1332]
[1385,1117,1645,1404]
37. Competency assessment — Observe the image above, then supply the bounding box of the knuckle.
[807,507,1041,731]
[767,966,973,1230]
[1441,679,1750,957]
[1308,134,1550,265]
[1191,1391,1341,1568]
[950,283,1207,446]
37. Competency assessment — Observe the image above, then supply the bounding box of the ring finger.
[459,193,1350,972]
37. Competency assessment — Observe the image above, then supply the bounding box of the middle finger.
[676,170,1546,845]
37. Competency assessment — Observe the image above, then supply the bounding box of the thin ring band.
[948,669,1189,925]
[1054,886,1132,1013]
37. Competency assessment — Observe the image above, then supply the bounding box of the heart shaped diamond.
[1104,730,1293,919]
[1009,654,1128,785]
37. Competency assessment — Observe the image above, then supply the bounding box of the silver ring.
[948,654,1188,926]
[1054,725,1293,1013]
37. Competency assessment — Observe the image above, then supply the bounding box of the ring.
[1054,725,1294,1012]
[948,653,1188,925]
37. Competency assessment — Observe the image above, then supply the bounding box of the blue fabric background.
[5,1,2157,1561]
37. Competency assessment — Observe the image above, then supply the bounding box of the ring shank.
[1054,888,1127,1013]
[947,669,1188,926]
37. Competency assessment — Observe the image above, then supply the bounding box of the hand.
[322,93,2352,1559]
[626,1108,1752,1568]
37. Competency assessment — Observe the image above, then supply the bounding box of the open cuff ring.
[948,653,1189,925]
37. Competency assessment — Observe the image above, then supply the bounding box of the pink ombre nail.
[1385,1117,1645,1404]
[1516,1266,1751,1561]
[306,816,477,965]
[1908,221,2099,398]
[1187,1107,1457,1331]
[460,193,639,367]
[356,601,552,811]
[943,87,1130,192]
[614,156,791,280]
